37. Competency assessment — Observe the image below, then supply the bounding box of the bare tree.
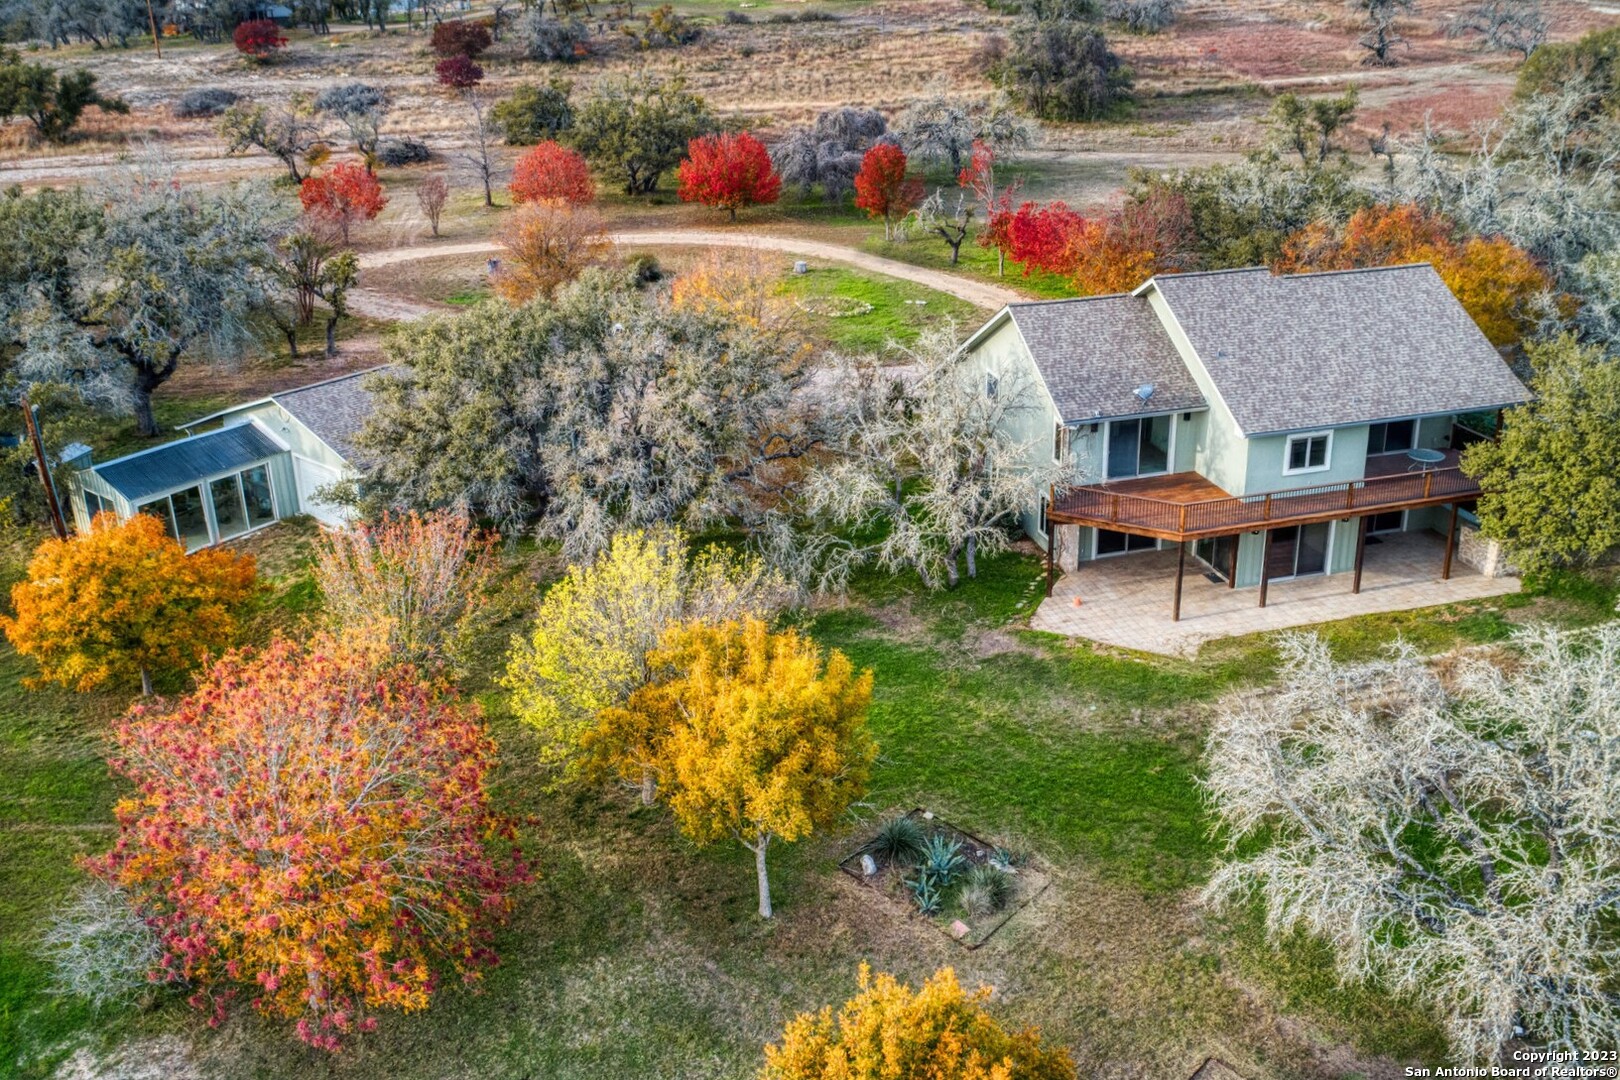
[911,189,974,265]
[1448,0,1549,59]
[416,172,450,237]
[1204,628,1620,1063]
[313,82,391,170]
[458,94,502,207]
[788,326,1070,590]
[1352,0,1414,65]
[894,88,1037,172]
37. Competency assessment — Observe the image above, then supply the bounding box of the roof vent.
[1135,383,1155,402]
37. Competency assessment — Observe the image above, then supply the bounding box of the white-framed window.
[1284,430,1332,475]
[1367,419,1416,455]
[1038,494,1050,539]
[1052,423,1067,462]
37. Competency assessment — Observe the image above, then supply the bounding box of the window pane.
[241,466,275,526]
[1308,435,1328,468]
[1386,419,1415,452]
[138,498,177,540]
[1139,414,1170,474]
[211,474,247,540]
[84,491,103,521]
[1367,424,1385,455]
[1288,439,1307,471]
[170,486,211,550]
[1107,419,1140,479]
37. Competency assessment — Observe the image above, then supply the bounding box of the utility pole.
[20,396,68,540]
[145,0,163,57]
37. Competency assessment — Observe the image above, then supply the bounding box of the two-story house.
[960,263,1530,620]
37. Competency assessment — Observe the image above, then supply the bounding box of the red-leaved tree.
[435,54,485,91]
[87,634,526,1049]
[431,19,492,58]
[853,143,923,241]
[959,140,1021,277]
[508,141,596,206]
[1003,191,1195,295]
[233,19,287,60]
[676,132,782,221]
[300,163,388,243]
[1005,199,1085,277]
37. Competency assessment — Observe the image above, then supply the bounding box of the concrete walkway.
[1031,531,1521,657]
[353,230,1024,318]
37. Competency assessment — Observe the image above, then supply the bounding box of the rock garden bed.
[839,808,1049,949]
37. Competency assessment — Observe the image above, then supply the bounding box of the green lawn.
[2,524,1614,1078]
[776,266,981,350]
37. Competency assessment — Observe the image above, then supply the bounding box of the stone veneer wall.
[1455,521,1517,578]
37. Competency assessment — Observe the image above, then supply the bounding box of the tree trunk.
[132,384,159,437]
[728,206,737,222]
[140,667,152,697]
[325,316,338,359]
[283,323,300,360]
[966,533,978,579]
[945,548,960,588]
[483,173,493,207]
[752,835,773,919]
[996,248,1005,277]
[640,767,656,806]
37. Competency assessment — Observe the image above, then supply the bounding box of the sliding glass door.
[1106,416,1172,479]
[1265,523,1331,580]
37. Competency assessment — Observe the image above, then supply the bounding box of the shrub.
[493,80,574,145]
[311,508,499,673]
[431,18,492,58]
[723,9,752,23]
[509,140,595,205]
[1005,22,1132,121]
[232,18,287,60]
[38,880,162,1011]
[521,9,589,61]
[173,87,239,119]
[762,965,1076,1079]
[765,8,837,22]
[375,135,431,167]
[435,54,484,90]
[908,874,943,915]
[959,864,1014,917]
[624,4,699,48]
[626,251,663,282]
[1103,0,1179,33]
[864,815,927,866]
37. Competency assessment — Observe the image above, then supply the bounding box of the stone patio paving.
[1031,531,1520,657]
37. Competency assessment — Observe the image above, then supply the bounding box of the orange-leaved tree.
[87,634,527,1050]
[311,508,500,674]
[854,143,923,241]
[493,199,610,302]
[300,162,388,244]
[607,618,874,919]
[1,512,255,695]
[1277,203,1550,347]
[676,131,781,221]
[509,141,596,206]
[1002,191,1194,295]
[761,964,1076,1080]
[670,247,809,355]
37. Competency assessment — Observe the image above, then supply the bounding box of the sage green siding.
[1142,286,1250,494]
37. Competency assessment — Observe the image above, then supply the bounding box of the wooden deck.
[1050,450,1479,542]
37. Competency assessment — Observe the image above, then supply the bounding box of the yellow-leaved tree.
[1,512,256,695]
[762,965,1075,1080]
[627,617,874,919]
[503,527,796,797]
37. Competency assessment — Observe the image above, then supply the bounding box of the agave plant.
[864,814,927,866]
[906,873,942,916]
[918,835,967,888]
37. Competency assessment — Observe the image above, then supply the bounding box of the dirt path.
[355,230,1026,314]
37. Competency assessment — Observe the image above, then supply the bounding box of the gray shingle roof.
[1007,295,1208,424]
[271,367,391,463]
[1147,264,1530,436]
[96,423,283,502]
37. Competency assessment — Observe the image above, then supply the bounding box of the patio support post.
[1228,535,1239,589]
[1352,515,1368,595]
[1258,529,1273,608]
[1172,542,1186,622]
[1442,503,1459,580]
[1045,524,1055,598]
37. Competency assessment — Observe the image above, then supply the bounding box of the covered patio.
[1030,530,1520,657]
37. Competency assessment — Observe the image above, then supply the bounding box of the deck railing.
[1052,466,1481,538]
